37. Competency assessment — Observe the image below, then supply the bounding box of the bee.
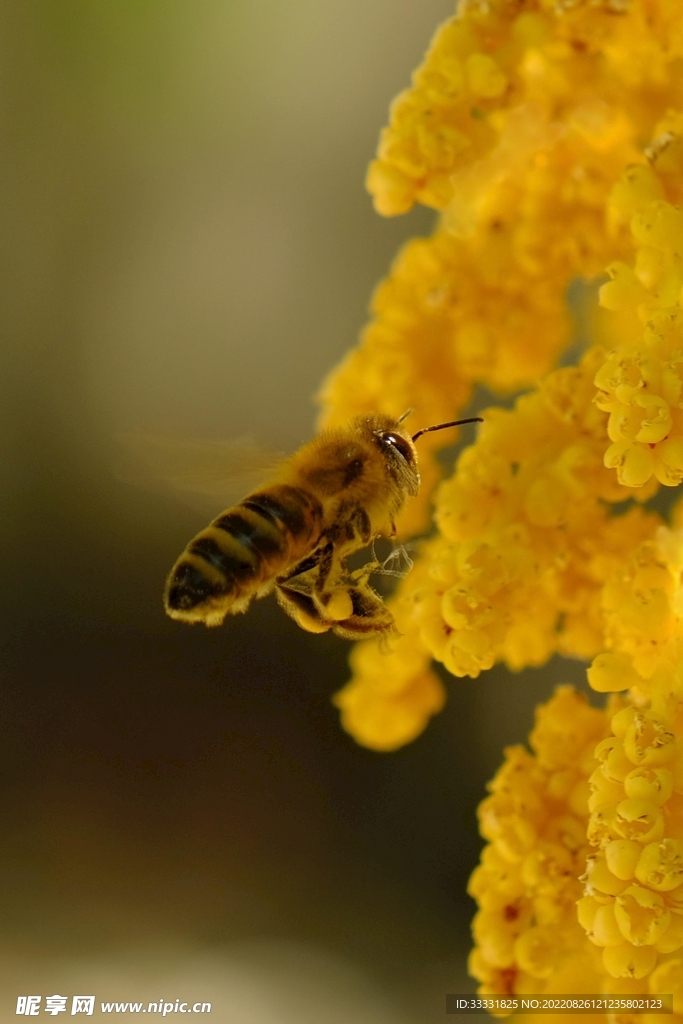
[164,413,482,639]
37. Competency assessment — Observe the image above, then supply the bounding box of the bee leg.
[288,547,352,624]
[329,503,372,548]
[275,582,333,634]
[306,537,377,625]
[349,506,372,545]
[277,547,325,586]
[276,564,396,640]
[330,578,396,641]
[306,504,381,622]
[312,541,336,592]
[278,535,344,605]
[275,545,340,631]
[276,503,381,632]
[276,536,355,626]
[311,503,373,595]
[277,572,392,638]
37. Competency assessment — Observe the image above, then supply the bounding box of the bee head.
[363,415,420,497]
[374,428,417,464]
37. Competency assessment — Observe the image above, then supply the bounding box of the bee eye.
[380,432,414,463]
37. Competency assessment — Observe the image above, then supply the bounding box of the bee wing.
[114,432,286,517]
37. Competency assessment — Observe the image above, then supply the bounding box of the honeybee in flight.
[164,413,482,639]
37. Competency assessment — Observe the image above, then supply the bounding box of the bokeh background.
[0,1,592,1020]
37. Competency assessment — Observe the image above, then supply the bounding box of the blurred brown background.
[0,1,591,1020]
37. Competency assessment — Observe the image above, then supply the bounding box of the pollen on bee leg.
[291,608,331,634]
[324,590,354,622]
[276,587,333,634]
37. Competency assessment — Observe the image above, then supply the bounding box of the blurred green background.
[0,1,592,1020]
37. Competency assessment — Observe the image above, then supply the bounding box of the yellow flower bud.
[634,839,683,892]
[577,894,600,933]
[588,653,640,693]
[604,440,654,487]
[662,364,683,406]
[419,612,451,660]
[631,201,683,256]
[634,244,666,290]
[365,159,415,216]
[524,475,566,527]
[649,958,683,1013]
[514,926,561,979]
[584,856,630,897]
[588,802,619,846]
[600,263,649,312]
[594,356,626,409]
[607,404,643,443]
[568,779,591,818]
[521,842,573,894]
[531,893,564,927]
[634,394,672,444]
[478,798,537,862]
[605,839,642,881]
[546,768,575,801]
[472,909,516,968]
[654,436,683,487]
[511,12,550,47]
[450,627,490,660]
[623,712,676,767]
[588,766,624,808]
[602,942,657,979]
[609,165,664,222]
[623,767,673,805]
[466,53,507,98]
[612,707,639,739]
[592,901,625,947]
[654,912,683,954]
[595,736,634,783]
[614,884,671,946]
[441,587,470,631]
[615,799,664,844]
[469,845,525,899]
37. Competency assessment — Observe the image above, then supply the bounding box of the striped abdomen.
[164,484,323,626]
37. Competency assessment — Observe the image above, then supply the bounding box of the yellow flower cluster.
[320,0,683,528]
[588,525,683,699]
[366,0,683,220]
[469,687,609,1005]
[469,687,683,1017]
[332,632,445,753]
[580,698,683,1000]
[595,133,683,488]
[325,0,683,741]
[422,349,659,676]
[316,220,578,533]
[316,0,683,1005]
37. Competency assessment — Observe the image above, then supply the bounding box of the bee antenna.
[411,417,483,443]
[397,408,413,424]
